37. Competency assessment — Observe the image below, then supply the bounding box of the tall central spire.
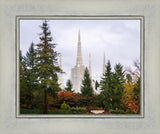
[76,30,83,66]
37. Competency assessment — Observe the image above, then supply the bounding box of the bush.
[71,107,87,114]
[60,102,71,111]
[48,109,72,114]
[110,109,125,114]
[20,108,41,114]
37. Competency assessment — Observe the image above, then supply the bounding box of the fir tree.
[34,20,61,114]
[100,60,113,110]
[111,63,125,109]
[81,68,93,97]
[95,80,99,90]
[65,79,73,92]
[126,73,132,83]
[24,42,36,68]
[100,60,113,91]
[20,50,33,108]
[24,42,38,90]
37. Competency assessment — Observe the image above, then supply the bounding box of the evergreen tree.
[100,60,113,110]
[100,60,113,91]
[126,73,132,83]
[81,68,93,97]
[24,42,38,90]
[65,79,73,92]
[20,50,33,108]
[24,42,36,68]
[20,50,27,73]
[34,20,61,114]
[111,63,125,109]
[95,80,99,90]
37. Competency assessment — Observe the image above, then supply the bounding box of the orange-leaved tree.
[121,81,139,114]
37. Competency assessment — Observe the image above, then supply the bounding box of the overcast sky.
[20,19,140,86]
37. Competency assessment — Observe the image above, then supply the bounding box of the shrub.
[47,106,58,110]
[85,106,94,112]
[58,91,81,107]
[48,109,72,114]
[71,107,87,114]
[85,106,103,112]
[60,102,71,111]
[109,109,125,114]
[20,108,41,114]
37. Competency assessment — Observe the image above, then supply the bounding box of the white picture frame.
[0,0,160,134]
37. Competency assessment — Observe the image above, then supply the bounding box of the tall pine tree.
[34,20,61,114]
[111,63,125,109]
[100,60,113,110]
[81,68,93,97]
[100,60,113,91]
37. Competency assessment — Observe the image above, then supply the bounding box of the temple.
[70,30,101,94]
[59,30,105,94]
[70,30,85,93]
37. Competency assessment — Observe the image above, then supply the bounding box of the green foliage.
[48,110,72,114]
[126,73,132,83]
[70,107,86,114]
[65,79,73,92]
[109,109,125,114]
[24,42,36,68]
[95,80,99,90]
[79,96,99,107]
[81,68,93,97]
[100,60,113,91]
[99,60,113,110]
[99,61,125,110]
[20,51,34,108]
[20,108,72,114]
[33,20,61,113]
[60,102,71,111]
[23,43,38,90]
[20,108,42,114]
[111,63,125,110]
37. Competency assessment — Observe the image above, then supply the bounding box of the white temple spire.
[89,53,92,79]
[76,30,83,66]
[58,54,64,89]
[103,52,106,75]
[78,29,81,42]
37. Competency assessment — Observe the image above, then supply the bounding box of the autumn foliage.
[121,82,139,114]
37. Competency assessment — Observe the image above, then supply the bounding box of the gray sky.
[20,19,140,86]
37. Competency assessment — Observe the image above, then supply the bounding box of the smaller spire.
[59,54,62,69]
[58,54,64,89]
[78,29,81,42]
